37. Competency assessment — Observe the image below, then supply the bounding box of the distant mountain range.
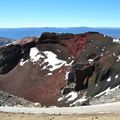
[0,27,120,39]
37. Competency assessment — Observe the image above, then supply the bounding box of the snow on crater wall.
[20,59,29,66]
[30,47,44,62]
[20,47,73,72]
[42,51,67,71]
[113,38,120,43]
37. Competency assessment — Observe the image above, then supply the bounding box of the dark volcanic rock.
[0,32,120,107]
[0,37,37,74]
[0,45,22,74]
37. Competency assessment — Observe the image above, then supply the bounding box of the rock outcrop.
[0,32,120,107]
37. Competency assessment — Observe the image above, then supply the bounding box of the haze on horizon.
[0,0,120,28]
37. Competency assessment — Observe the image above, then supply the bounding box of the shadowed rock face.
[0,37,37,74]
[0,32,120,107]
[0,45,22,74]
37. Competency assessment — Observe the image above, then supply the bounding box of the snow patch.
[65,71,69,80]
[47,73,53,76]
[34,102,41,106]
[57,50,61,53]
[68,57,71,60]
[30,47,44,63]
[96,84,98,87]
[95,88,111,97]
[109,85,119,93]
[20,59,28,66]
[65,91,78,102]
[113,38,120,43]
[102,47,105,51]
[29,47,74,71]
[58,69,62,73]
[57,97,64,102]
[88,59,93,64]
[117,55,120,62]
[43,51,74,71]
[95,85,120,97]
[70,96,87,106]
[113,52,116,56]
[104,35,106,37]
[57,91,87,106]
[42,51,67,71]
[115,74,118,79]
[107,77,111,82]
[101,54,104,57]
[66,60,74,66]
[5,43,13,46]
[42,65,47,70]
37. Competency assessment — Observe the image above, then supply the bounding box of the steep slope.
[0,32,120,107]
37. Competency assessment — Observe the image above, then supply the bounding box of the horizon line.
[0,26,120,29]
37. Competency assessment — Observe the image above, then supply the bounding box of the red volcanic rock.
[0,32,120,107]
[61,34,87,57]
[39,32,88,58]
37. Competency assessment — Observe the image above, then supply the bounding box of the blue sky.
[0,0,120,28]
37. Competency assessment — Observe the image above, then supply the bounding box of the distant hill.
[0,37,14,46]
[0,27,120,39]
